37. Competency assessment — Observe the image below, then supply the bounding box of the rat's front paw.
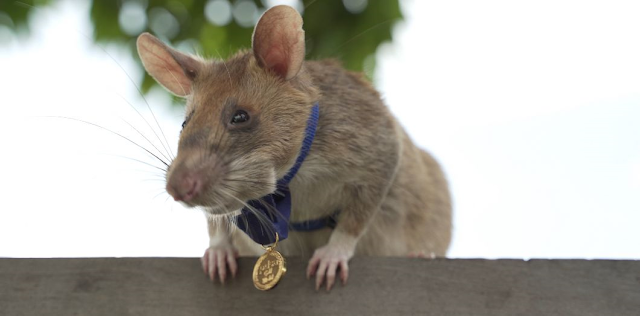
[201,244,238,284]
[306,244,353,291]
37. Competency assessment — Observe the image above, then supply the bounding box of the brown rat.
[136,5,451,291]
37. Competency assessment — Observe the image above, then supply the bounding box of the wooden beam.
[1,258,638,315]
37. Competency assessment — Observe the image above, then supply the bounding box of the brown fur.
[234,59,452,257]
[138,5,452,283]
[164,52,452,256]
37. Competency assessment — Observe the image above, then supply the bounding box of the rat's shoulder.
[304,59,380,100]
[304,59,367,82]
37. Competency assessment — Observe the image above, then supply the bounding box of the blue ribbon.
[234,103,322,245]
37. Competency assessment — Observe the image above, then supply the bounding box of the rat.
[136,5,451,291]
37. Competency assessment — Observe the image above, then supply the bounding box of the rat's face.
[136,6,311,215]
[164,55,312,214]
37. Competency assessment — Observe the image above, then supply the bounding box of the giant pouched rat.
[136,5,451,291]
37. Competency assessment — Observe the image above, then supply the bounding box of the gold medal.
[253,233,287,290]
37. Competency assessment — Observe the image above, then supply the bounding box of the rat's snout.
[165,150,219,203]
[166,172,204,202]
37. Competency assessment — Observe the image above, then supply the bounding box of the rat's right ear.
[136,33,200,97]
[252,5,305,80]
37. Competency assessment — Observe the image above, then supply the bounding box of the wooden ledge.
[1,258,639,315]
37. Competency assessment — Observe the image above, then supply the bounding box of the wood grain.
[0,258,638,315]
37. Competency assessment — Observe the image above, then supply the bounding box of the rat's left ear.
[252,5,305,80]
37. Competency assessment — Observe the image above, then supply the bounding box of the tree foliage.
[3,0,402,100]
[0,0,52,35]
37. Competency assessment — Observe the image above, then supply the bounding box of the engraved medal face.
[253,249,287,290]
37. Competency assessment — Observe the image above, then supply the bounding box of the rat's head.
[136,6,318,215]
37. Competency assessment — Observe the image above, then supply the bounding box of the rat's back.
[288,59,452,257]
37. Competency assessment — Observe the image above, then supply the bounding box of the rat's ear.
[136,33,200,97]
[252,5,305,80]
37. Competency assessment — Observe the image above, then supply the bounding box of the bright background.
[1,0,639,259]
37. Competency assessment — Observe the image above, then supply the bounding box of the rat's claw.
[227,249,239,277]
[325,261,338,291]
[201,244,238,283]
[407,251,427,258]
[201,247,217,281]
[209,250,217,281]
[201,249,209,275]
[217,252,227,283]
[307,244,353,292]
[315,260,328,290]
[306,256,320,279]
[339,261,349,285]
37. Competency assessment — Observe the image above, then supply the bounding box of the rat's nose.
[165,148,219,204]
[166,173,203,202]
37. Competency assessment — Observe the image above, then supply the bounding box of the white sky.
[1,0,639,259]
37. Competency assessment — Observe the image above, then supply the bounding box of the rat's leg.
[306,184,389,291]
[306,229,355,291]
[201,216,238,284]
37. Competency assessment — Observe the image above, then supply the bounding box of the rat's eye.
[230,110,250,124]
[181,120,187,129]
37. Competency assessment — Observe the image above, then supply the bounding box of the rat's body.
[137,5,451,290]
[230,59,451,258]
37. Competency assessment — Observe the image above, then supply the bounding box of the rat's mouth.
[165,151,278,215]
[197,198,246,216]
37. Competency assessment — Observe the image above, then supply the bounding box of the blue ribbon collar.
[235,103,321,245]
